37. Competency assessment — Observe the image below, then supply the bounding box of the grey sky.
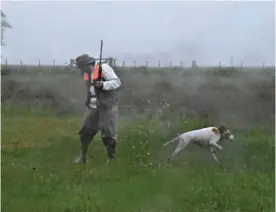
[1,1,275,66]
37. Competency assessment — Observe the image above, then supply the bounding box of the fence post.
[230,56,234,68]
[240,62,243,69]
[19,60,23,72]
[38,60,41,68]
[107,57,112,67]
[134,61,136,68]
[146,61,148,68]
[180,61,183,68]
[70,59,74,67]
[158,60,160,68]
[192,60,197,69]
[262,62,265,68]
[169,61,172,68]
[122,60,125,68]
[218,62,221,71]
[53,59,56,67]
[5,58,7,66]
[113,59,116,67]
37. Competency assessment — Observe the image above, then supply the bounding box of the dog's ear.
[211,127,219,135]
[218,125,226,134]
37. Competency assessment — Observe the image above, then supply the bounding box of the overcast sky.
[1,0,275,66]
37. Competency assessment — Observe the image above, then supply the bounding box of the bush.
[1,66,12,76]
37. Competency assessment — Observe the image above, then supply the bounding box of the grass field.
[1,66,275,211]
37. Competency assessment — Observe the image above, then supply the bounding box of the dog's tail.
[163,136,180,146]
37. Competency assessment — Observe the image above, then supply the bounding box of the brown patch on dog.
[211,127,219,135]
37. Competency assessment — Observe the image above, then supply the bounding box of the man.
[74,54,121,164]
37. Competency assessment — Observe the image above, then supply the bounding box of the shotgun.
[98,40,103,81]
[94,40,104,99]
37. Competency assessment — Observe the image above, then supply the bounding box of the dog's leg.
[168,138,189,163]
[211,152,219,164]
[210,142,223,151]
[209,147,220,164]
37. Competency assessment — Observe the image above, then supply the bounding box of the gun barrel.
[98,40,103,81]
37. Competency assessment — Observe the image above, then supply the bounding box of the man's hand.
[94,81,103,89]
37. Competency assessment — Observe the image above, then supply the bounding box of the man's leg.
[100,102,119,161]
[74,107,100,164]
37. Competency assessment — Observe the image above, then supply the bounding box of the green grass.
[1,104,275,212]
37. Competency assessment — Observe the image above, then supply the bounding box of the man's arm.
[101,64,121,91]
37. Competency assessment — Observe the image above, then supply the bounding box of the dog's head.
[218,125,234,141]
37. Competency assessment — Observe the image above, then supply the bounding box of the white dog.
[164,125,234,164]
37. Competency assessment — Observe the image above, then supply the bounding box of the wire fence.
[1,57,274,71]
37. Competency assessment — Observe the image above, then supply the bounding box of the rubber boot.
[107,140,116,160]
[104,138,116,164]
[74,141,89,164]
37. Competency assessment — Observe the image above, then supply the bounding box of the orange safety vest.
[83,64,104,81]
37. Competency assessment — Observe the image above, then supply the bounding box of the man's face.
[76,64,89,76]
[81,65,90,73]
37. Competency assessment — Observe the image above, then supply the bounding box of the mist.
[1,1,275,66]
